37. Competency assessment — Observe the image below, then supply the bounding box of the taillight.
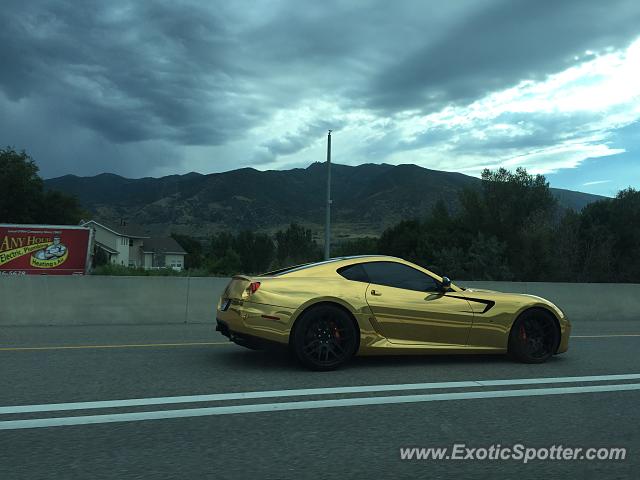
[243,281,261,298]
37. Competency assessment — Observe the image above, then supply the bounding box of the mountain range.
[44,163,605,240]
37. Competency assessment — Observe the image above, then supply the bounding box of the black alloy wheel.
[292,304,358,371]
[508,309,560,363]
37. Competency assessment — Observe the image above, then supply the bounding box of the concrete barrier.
[0,276,638,326]
[0,276,228,326]
[461,281,640,324]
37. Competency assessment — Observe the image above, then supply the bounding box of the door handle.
[370,289,382,296]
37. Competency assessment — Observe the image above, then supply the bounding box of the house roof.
[94,240,119,254]
[142,237,187,255]
[82,219,150,238]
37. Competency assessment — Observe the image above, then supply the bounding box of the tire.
[292,304,358,371]
[508,309,560,363]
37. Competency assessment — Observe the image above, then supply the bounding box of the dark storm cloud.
[368,0,640,112]
[0,1,250,146]
[1,0,639,177]
[398,111,609,155]
[263,119,346,157]
[449,111,610,154]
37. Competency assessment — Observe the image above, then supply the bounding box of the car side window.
[337,264,369,283]
[362,261,439,292]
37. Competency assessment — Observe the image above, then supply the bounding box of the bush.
[92,264,184,276]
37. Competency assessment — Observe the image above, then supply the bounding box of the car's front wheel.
[292,304,358,371]
[508,309,560,363]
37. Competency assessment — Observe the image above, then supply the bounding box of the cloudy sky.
[1,0,639,196]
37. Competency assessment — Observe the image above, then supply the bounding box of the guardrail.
[0,276,638,326]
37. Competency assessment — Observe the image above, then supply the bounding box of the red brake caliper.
[519,324,527,341]
[331,322,341,340]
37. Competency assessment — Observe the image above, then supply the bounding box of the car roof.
[259,255,463,291]
[262,255,416,277]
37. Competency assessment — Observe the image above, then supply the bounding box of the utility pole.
[324,130,332,260]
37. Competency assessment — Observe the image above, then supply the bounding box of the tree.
[431,245,467,279]
[465,233,512,281]
[171,233,204,270]
[40,190,86,225]
[480,168,556,241]
[426,198,453,238]
[234,230,275,273]
[0,147,85,224]
[548,210,582,282]
[204,230,276,274]
[333,237,379,257]
[275,223,321,265]
[607,188,640,282]
[209,232,236,259]
[93,245,109,267]
[0,147,44,223]
[456,167,558,280]
[207,247,242,275]
[378,220,425,263]
[206,232,240,274]
[574,188,640,282]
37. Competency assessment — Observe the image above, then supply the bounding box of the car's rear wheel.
[508,309,560,363]
[292,304,358,371]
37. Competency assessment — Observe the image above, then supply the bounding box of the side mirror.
[440,276,452,291]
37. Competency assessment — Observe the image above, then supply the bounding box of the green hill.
[45,162,605,239]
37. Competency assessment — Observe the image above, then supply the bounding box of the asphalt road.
[1,320,640,480]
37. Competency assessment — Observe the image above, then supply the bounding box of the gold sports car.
[216,255,571,370]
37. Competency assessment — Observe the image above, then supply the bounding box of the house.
[81,220,187,271]
[141,237,188,270]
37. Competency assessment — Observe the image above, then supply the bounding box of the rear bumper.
[216,319,284,350]
[215,299,295,345]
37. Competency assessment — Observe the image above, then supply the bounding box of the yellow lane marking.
[572,334,640,338]
[1,334,638,352]
[0,342,232,351]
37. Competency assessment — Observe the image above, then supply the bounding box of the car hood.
[460,288,565,319]
[462,287,497,294]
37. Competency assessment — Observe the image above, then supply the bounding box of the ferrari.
[216,255,570,370]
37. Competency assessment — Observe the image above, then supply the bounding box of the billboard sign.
[0,224,93,275]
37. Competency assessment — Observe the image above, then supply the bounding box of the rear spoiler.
[232,274,253,281]
[225,275,261,300]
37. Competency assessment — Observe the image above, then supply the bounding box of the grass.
[91,264,214,277]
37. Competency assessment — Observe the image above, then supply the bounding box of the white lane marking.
[573,334,640,338]
[2,373,640,415]
[475,373,640,386]
[2,382,640,430]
